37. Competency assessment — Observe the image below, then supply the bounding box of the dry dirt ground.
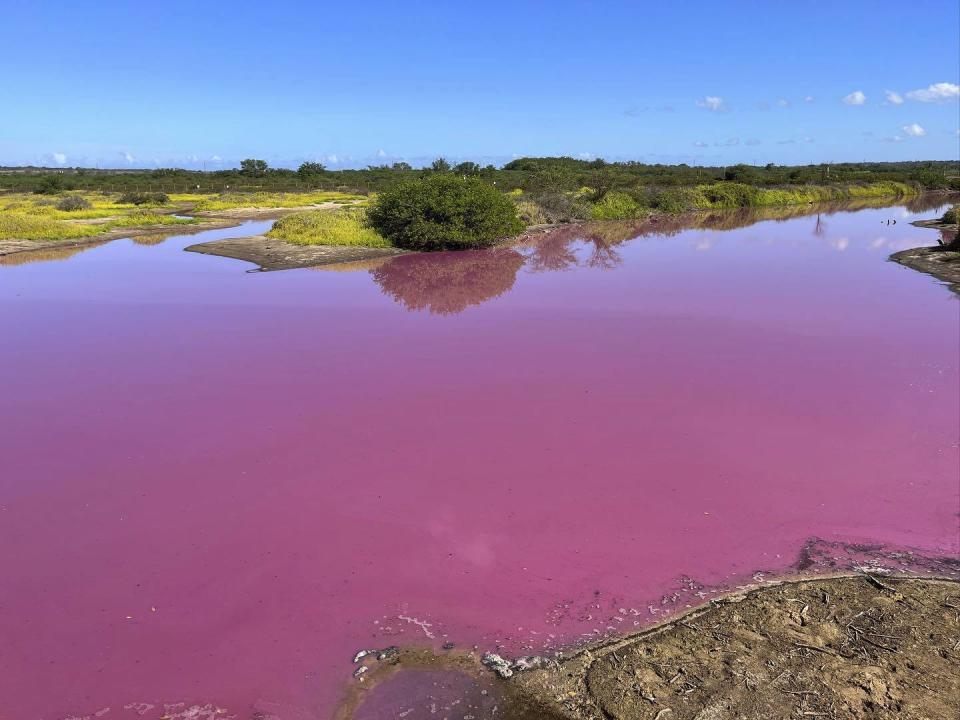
[341,575,959,720]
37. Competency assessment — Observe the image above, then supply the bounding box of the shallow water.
[1,201,957,720]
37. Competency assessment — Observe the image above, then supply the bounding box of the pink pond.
[1,200,957,720]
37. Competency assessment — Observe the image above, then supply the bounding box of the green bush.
[517,192,590,224]
[34,175,65,195]
[56,196,92,212]
[589,191,645,220]
[366,175,524,251]
[942,206,958,225]
[118,191,169,206]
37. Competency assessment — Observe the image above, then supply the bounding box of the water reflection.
[369,248,525,315]
[0,242,105,266]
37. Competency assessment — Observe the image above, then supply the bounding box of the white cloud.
[210,155,222,163]
[326,154,340,165]
[902,123,926,137]
[120,151,135,163]
[905,82,959,102]
[52,152,67,165]
[802,136,815,144]
[376,148,387,158]
[692,140,708,147]
[884,90,904,105]
[776,98,790,108]
[697,96,727,112]
[804,95,815,103]
[745,138,762,146]
[842,90,867,105]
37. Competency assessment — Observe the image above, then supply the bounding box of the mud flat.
[342,575,960,720]
[184,234,409,271]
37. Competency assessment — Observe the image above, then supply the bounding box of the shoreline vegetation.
[1,158,956,261]
[335,574,960,720]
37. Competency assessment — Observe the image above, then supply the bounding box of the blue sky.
[2,1,958,169]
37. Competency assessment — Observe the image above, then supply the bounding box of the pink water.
[1,202,957,720]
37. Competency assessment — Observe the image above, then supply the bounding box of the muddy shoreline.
[185,234,409,271]
[891,216,960,294]
[340,574,960,720]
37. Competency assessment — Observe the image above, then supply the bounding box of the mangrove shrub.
[366,175,524,251]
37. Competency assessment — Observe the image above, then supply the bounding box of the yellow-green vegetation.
[589,191,647,221]
[182,190,366,212]
[0,192,195,241]
[266,208,392,248]
[652,181,917,213]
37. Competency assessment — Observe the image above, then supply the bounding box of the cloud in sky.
[804,95,815,103]
[52,152,67,165]
[745,138,762,146]
[697,96,727,112]
[692,140,708,147]
[776,98,790,108]
[905,82,959,102]
[842,90,867,105]
[120,151,135,163]
[884,90,904,105]
[902,123,926,137]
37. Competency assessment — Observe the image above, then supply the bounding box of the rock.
[481,652,514,679]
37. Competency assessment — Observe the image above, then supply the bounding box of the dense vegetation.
[2,158,955,198]
[1,158,956,249]
[366,175,524,250]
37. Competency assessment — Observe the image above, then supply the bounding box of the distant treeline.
[2,157,957,196]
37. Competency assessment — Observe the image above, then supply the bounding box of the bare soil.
[892,219,960,294]
[339,575,960,720]
[184,234,409,271]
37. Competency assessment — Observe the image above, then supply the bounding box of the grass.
[652,181,918,213]
[266,208,392,247]
[0,193,195,241]
[181,190,366,212]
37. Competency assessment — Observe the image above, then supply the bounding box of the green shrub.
[517,192,591,224]
[366,175,524,251]
[941,206,957,224]
[56,196,92,212]
[34,175,65,195]
[589,191,645,220]
[118,191,169,206]
[651,187,700,213]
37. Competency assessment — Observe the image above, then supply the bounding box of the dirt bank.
[891,216,960,294]
[184,234,409,271]
[340,575,959,720]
